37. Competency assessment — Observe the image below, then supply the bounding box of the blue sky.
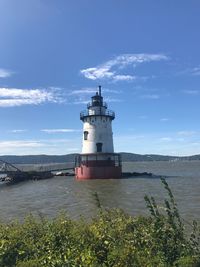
[0,0,200,156]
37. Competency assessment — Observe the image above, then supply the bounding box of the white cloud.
[81,67,113,80]
[9,129,27,133]
[104,97,123,103]
[160,118,169,122]
[68,88,97,105]
[0,140,44,149]
[0,138,81,155]
[69,87,123,104]
[141,94,160,99]
[70,87,122,95]
[103,88,122,94]
[73,97,122,105]
[0,68,13,78]
[73,100,89,105]
[68,87,123,105]
[138,115,148,119]
[41,129,81,134]
[179,66,200,77]
[69,88,97,95]
[114,131,200,156]
[80,53,168,81]
[0,87,63,107]
[112,74,136,81]
[177,131,197,136]
[191,142,200,146]
[159,137,173,142]
[183,89,199,95]
[190,67,200,76]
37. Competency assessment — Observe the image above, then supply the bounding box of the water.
[0,161,199,222]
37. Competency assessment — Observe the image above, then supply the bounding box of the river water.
[0,161,199,222]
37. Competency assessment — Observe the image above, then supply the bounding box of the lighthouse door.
[96,142,103,152]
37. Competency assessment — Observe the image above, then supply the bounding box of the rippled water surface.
[0,161,199,222]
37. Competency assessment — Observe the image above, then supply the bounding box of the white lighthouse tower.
[75,86,122,179]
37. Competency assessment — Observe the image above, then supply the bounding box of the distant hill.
[120,153,179,162]
[0,153,199,164]
[0,154,78,164]
[121,152,200,161]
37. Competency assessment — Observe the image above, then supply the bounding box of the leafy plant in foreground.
[144,178,200,266]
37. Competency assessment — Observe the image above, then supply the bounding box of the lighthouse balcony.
[80,109,115,121]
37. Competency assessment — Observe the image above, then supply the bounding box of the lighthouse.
[75,86,122,179]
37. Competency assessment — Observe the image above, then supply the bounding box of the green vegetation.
[0,179,200,267]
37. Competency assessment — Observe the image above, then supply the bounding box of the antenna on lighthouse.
[98,85,101,96]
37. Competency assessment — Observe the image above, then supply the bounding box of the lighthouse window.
[84,131,88,140]
[96,142,103,152]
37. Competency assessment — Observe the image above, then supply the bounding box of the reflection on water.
[0,161,200,222]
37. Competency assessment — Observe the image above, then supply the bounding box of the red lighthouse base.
[75,153,122,180]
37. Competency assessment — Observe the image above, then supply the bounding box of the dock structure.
[0,159,74,184]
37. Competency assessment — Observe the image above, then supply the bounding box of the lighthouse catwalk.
[75,86,122,179]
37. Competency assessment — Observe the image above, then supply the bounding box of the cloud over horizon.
[0,139,80,155]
